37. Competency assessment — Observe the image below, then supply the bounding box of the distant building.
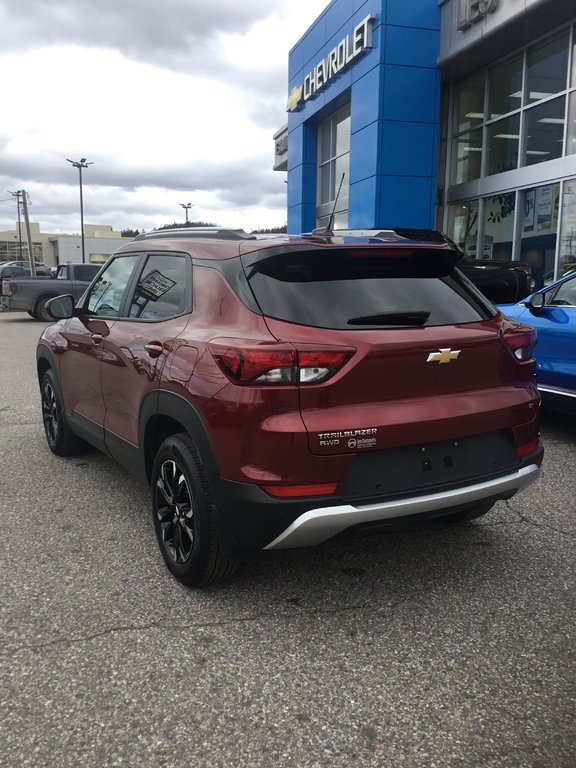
[278,0,576,281]
[0,222,131,266]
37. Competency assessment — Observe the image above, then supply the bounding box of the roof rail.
[134,227,257,241]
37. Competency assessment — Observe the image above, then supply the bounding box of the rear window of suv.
[242,248,496,329]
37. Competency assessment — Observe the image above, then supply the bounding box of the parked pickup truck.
[2,263,101,319]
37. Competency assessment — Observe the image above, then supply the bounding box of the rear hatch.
[240,243,536,456]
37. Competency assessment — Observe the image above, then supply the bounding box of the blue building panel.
[285,0,440,234]
[287,128,304,172]
[287,124,317,171]
[288,43,304,83]
[354,0,385,14]
[349,121,380,184]
[380,121,436,176]
[298,18,326,69]
[349,175,380,227]
[324,0,355,39]
[287,165,305,210]
[288,203,316,234]
[385,0,440,30]
[350,67,382,133]
[382,65,438,123]
[293,163,317,207]
[348,17,383,83]
[379,176,435,228]
[384,26,440,68]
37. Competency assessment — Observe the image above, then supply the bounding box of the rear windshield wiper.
[346,311,430,326]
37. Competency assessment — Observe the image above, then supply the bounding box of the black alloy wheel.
[155,458,196,564]
[41,376,59,447]
[39,369,87,456]
[151,434,237,587]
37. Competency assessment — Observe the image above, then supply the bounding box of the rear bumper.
[211,446,543,554]
[264,462,541,549]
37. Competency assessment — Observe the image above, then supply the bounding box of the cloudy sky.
[0,0,329,235]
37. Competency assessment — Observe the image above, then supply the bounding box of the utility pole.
[8,190,23,259]
[19,190,36,276]
[67,157,93,263]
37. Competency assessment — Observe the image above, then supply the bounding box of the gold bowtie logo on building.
[287,85,303,112]
[426,348,461,364]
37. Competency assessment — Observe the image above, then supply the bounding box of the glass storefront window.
[558,179,576,276]
[453,73,485,133]
[525,32,569,105]
[488,56,523,118]
[567,92,576,156]
[449,200,479,256]
[519,183,560,286]
[486,114,520,175]
[451,129,482,184]
[335,110,351,157]
[318,120,333,165]
[450,29,574,187]
[523,95,565,166]
[484,192,516,260]
[316,103,351,229]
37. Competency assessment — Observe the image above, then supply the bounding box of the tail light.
[516,439,540,457]
[209,340,354,385]
[9,282,17,295]
[261,482,338,498]
[504,330,537,361]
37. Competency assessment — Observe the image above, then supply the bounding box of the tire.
[27,311,38,319]
[36,296,54,322]
[438,499,496,526]
[151,434,238,587]
[40,369,87,456]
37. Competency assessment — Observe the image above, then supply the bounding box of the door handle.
[91,333,103,345]
[145,342,164,359]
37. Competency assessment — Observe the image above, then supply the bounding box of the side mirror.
[525,292,545,316]
[46,294,75,319]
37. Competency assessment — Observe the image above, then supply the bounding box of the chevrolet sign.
[287,14,375,112]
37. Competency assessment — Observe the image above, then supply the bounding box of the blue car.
[498,271,576,412]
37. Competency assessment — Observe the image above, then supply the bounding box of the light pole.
[8,190,23,259]
[179,202,193,224]
[66,157,93,263]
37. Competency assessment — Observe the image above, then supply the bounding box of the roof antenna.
[312,173,345,236]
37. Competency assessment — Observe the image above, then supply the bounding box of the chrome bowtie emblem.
[426,348,461,364]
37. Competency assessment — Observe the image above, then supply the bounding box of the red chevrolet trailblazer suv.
[37,227,543,587]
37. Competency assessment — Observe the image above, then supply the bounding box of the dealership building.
[275,0,576,281]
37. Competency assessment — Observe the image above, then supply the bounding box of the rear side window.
[128,254,189,320]
[243,249,495,329]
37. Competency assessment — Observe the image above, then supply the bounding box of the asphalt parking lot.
[1,310,575,768]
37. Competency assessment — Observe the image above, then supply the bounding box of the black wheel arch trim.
[36,342,58,381]
[140,389,240,555]
[140,389,219,480]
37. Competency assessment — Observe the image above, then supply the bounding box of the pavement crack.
[4,602,384,655]
[505,499,575,538]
